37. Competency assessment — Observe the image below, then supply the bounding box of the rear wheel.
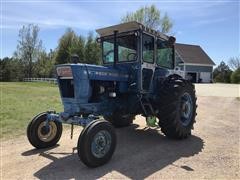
[27,112,62,149]
[156,75,197,139]
[104,113,135,128]
[77,120,116,167]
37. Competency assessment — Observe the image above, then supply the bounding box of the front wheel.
[27,112,62,149]
[77,120,116,167]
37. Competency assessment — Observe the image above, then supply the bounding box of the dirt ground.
[1,84,240,179]
[195,83,239,97]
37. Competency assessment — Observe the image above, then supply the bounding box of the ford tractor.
[27,22,197,167]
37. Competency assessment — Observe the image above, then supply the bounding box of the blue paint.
[56,62,175,118]
[54,30,178,121]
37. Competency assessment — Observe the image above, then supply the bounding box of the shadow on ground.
[22,124,204,179]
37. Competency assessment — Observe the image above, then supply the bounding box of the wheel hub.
[91,130,111,158]
[37,121,57,142]
[40,126,50,135]
[182,101,191,118]
[180,92,193,126]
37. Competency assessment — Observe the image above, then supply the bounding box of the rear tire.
[156,75,197,139]
[77,120,116,167]
[27,112,62,149]
[104,113,135,128]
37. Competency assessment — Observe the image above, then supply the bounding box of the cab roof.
[96,21,170,40]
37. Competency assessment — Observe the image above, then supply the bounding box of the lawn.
[0,82,62,139]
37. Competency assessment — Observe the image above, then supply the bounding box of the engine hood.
[56,63,129,82]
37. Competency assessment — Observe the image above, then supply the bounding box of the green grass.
[0,82,63,139]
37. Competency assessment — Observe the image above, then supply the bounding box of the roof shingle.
[175,43,215,65]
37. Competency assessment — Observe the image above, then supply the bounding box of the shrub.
[231,68,240,84]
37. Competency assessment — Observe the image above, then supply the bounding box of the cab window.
[142,34,154,63]
[156,39,174,69]
[102,34,137,63]
[103,40,114,63]
[118,35,137,62]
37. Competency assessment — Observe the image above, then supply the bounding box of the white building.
[175,43,215,83]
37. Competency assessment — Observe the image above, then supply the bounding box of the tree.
[55,28,85,64]
[121,4,173,33]
[0,57,24,81]
[84,32,101,64]
[34,51,55,78]
[213,61,232,83]
[228,56,240,70]
[14,24,42,78]
[231,68,240,84]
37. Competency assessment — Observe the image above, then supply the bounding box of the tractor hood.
[56,63,130,114]
[56,63,129,82]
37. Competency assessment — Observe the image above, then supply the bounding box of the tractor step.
[138,95,155,116]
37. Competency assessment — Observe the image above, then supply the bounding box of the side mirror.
[168,36,176,47]
[96,37,101,43]
[134,31,139,37]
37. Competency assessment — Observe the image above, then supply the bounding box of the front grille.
[59,79,74,98]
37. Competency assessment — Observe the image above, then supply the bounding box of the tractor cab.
[96,21,176,93]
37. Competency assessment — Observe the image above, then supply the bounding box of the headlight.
[57,66,73,77]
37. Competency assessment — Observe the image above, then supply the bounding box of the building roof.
[96,21,169,40]
[175,43,215,65]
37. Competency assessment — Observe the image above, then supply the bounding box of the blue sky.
[1,0,239,65]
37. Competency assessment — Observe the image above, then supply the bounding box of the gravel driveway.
[1,84,240,179]
[195,83,239,97]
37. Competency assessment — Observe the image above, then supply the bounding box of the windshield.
[102,34,137,63]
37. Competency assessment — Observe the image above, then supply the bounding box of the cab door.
[141,33,155,92]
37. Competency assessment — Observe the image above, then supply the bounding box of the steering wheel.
[104,50,114,59]
[127,52,137,61]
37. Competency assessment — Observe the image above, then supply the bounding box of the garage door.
[200,72,211,83]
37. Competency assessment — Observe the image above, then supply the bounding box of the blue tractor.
[27,22,197,167]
